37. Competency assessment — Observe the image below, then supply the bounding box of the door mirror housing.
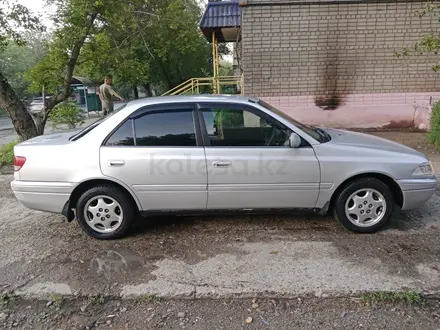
[289,132,301,148]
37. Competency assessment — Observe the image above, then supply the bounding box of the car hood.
[322,128,425,157]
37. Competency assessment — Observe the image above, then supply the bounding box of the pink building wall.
[262,92,439,130]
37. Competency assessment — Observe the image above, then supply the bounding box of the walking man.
[99,75,124,116]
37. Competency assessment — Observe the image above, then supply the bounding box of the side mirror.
[289,132,301,148]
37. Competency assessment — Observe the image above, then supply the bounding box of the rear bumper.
[397,178,438,210]
[11,180,74,213]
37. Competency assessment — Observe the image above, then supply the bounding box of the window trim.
[195,102,311,149]
[102,117,134,147]
[102,102,202,148]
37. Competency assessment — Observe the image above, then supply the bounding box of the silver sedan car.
[11,95,438,239]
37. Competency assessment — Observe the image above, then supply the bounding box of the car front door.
[197,102,321,210]
[100,103,208,211]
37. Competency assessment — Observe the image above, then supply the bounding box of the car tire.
[75,185,136,240]
[333,177,394,233]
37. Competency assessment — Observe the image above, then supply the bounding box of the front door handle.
[108,160,125,167]
[212,161,232,168]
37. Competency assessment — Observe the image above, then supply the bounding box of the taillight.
[14,156,26,171]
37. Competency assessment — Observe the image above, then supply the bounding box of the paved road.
[0,102,126,146]
[0,116,99,146]
[0,173,439,301]
[0,117,12,131]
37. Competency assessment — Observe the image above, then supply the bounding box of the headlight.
[412,162,435,176]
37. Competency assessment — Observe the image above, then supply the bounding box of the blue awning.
[200,0,241,42]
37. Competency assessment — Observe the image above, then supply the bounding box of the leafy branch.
[395,1,440,71]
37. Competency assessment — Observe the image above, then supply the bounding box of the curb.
[5,283,440,301]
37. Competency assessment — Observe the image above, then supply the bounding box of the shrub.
[0,141,17,166]
[428,101,440,148]
[50,101,85,130]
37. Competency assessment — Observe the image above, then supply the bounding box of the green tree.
[0,31,49,100]
[219,60,233,76]
[0,0,43,140]
[75,22,151,98]
[27,0,183,134]
[146,0,212,91]
[77,0,214,97]
[25,0,120,135]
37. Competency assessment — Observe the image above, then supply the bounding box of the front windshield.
[70,104,127,141]
[257,100,329,143]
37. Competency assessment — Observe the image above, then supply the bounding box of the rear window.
[106,120,134,146]
[104,108,197,147]
[70,104,127,141]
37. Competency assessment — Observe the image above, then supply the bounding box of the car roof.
[125,94,259,108]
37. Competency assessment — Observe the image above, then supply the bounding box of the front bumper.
[397,177,438,210]
[11,180,74,213]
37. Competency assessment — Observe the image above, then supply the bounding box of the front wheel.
[333,178,394,233]
[76,185,136,239]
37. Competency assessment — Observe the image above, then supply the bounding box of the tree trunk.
[144,83,152,97]
[156,60,173,90]
[32,111,48,136]
[0,70,38,140]
[133,85,139,99]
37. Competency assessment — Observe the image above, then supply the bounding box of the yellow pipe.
[161,76,244,96]
[212,31,219,94]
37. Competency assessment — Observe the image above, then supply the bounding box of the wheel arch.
[328,172,404,212]
[68,178,141,212]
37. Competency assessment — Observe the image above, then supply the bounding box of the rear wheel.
[76,185,136,239]
[333,177,394,233]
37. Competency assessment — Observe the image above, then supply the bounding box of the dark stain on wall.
[381,120,415,129]
[314,17,360,111]
[315,93,342,111]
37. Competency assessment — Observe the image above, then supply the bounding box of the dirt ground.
[1,129,440,329]
[1,297,440,330]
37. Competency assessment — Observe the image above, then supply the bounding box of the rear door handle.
[212,161,232,168]
[108,160,125,167]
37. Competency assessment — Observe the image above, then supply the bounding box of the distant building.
[201,0,440,129]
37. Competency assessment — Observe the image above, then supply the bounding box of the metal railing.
[161,75,244,96]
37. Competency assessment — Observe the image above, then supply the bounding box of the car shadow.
[128,210,343,239]
[127,206,422,238]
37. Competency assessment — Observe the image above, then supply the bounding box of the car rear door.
[100,102,208,211]
[196,102,321,210]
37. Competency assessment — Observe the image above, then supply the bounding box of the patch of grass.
[428,101,440,149]
[1,293,18,306]
[360,291,423,305]
[88,294,105,305]
[0,141,17,166]
[50,294,64,307]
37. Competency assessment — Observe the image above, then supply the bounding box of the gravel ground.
[1,170,440,300]
[1,297,440,329]
[1,130,440,328]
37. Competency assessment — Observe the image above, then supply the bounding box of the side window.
[134,109,197,147]
[105,119,135,146]
[202,107,291,147]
